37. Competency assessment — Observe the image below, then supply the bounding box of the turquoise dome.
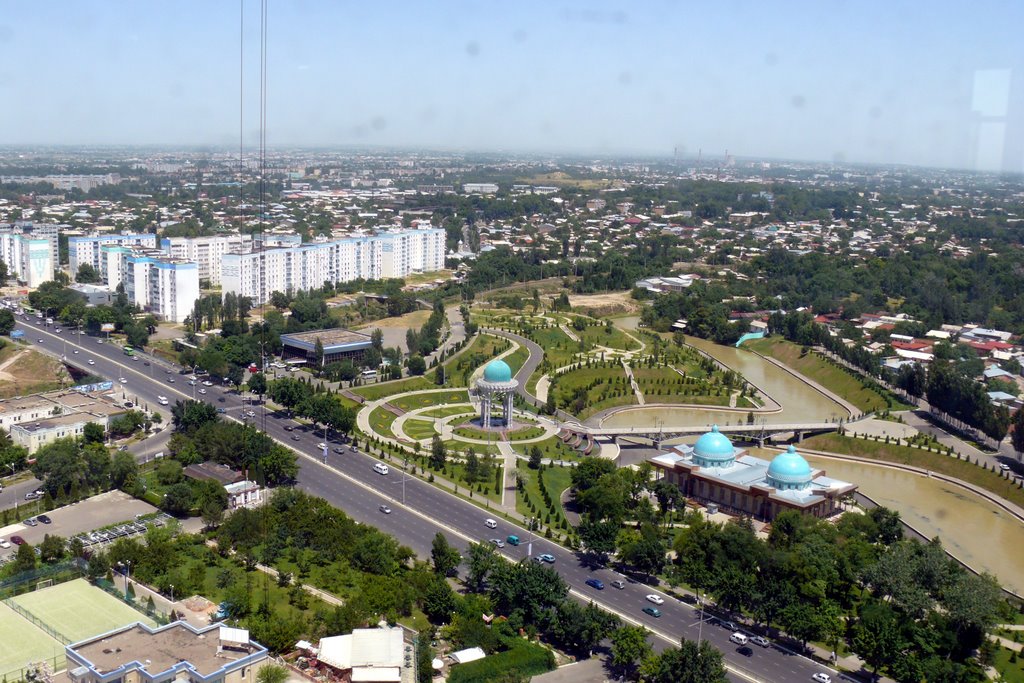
[767,445,814,490]
[692,425,735,467]
[483,359,513,383]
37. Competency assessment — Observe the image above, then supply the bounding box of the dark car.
[642,606,662,618]
[283,425,294,432]
[736,646,753,657]
[37,514,51,524]
[11,535,25,545]
[585,578,605,590]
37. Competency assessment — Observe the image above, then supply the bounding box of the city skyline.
[1,1,1023,172]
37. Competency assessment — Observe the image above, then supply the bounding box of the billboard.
[73,381,114,394]
[100,323,115,332]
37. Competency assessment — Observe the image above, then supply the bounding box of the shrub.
[446,641,555,683]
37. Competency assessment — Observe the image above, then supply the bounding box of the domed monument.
[648,426,856,522]
[476,359,518,429]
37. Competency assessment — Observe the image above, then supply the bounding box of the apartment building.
[161,234,251,285]
[69,233,157,275]
[2,389,127,454]
[222,228,445,303]
[123,249,200,323]
[0,222,61,287]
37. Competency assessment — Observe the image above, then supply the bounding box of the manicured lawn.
[443,334,511,387]
[577,322,641,351]
[403,419,438,441]
[453,423,546,441]
[391,390,469,411]
[993,646,1024,683]
[514,435,584,462]
[516,464,574,531]
[503,344,530,376]
[747,337,897,413]
[632,365,731,405]
[551,363,637,419]
[353,376,436,401]
[10,578,156,643]
[421,405,475,418]
[803,433,1024,509]
[369,406,399,438]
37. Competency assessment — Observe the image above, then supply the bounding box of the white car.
[158,396,169,405]
[55,328,61,333]
[73,350,78,354]
[133,356,139,361]
[198,388,207,395]
[202,380,213,387]
[316,442,327,450]
[812,674,832,683]
[0,538,10,549]
[188,380,196,386]
[645,594,665,605]
[97,338,103,343]
[245,410,256,418]
[88,359,95,365]
[37,338,43,343]
[119,377,127,383]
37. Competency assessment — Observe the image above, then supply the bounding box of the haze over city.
[2,1,1023,171]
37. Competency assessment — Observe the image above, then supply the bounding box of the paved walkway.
[622,359,644,405]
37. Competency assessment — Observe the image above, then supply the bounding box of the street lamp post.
[169,584,174,605]
[118,560,132,601]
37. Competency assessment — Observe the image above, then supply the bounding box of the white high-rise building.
[160,235,251,285]
[0,222,60,287]
[69,234,157,276]
[123,250,200,323]
[222,228,445,304]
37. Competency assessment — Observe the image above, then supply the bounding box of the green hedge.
[446,640,555,683]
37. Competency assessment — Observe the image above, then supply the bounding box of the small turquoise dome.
[767,445,814,490]
[692,425,735,467]
[483,359,513,383]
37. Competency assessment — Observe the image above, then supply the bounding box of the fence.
[93,577,170,626]
[3,597,73,644]
[3,654,65,683]
[0,559,86,600]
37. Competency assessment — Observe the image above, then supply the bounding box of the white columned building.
[476,359,518,429]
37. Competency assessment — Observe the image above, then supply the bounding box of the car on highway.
[316,442,326,450]
[24,490,42,500]
[291,434,301,441]
[245,410,255,417]
[736,646,753,657]
[119,377,126,383]
[536,553,555,564]
[379,504,392,514]
[199,388,207,395]
[489,538,505,548]
[645,594,665,605]
[73,350,78,354]
[750,635,770,648]
[720,620,740,632]
[373,463,389,475]
[11,536,25,545]
[0,538,10,549]
[133,356,139,361]
[1000,463,1010,471]
[158,396,169,405]
[585,578,605,590]
[37,338,43,343]
[811,674,832,683]
[37,514,51,524]
[284,425,294,431]
[203,380,213,386]
[24,517,37,527]
[88,359,95,365]
[188,380,197,386]
[167,377,175,383]
[333,447,346,454]
[611,579,626,589]
[642,606,662,618]
[216,408,227,414]
[55,328,61,333]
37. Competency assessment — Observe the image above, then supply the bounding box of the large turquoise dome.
[483,359,513,383]
[692,425,735,467]
[767,445,814,490]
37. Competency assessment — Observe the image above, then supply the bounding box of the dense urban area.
[0,148,1022,683]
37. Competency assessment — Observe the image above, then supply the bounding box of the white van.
[484,518,498,529]
[729,632,748,646]
[373,463,389,475]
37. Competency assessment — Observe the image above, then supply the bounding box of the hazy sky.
[2,1,1023,171]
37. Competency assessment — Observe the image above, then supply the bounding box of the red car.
[10,536,25,545]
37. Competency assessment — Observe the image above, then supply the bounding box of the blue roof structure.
[766,445,814,489]
[483,359,513,383]
[692,425,736,467]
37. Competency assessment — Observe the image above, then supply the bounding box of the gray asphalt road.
[12,313,840,683]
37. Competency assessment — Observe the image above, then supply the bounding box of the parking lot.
[0,490,159,559]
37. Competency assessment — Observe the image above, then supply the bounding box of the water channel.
[608,316,1024,593]
[805,455,1024,594]
[603,317,848,428]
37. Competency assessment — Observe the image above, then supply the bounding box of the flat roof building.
[281,328,373,365]
[67,622,268,683]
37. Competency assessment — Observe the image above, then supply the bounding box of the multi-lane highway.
[11,312,838,683]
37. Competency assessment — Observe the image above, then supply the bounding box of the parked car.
[37,514,51,524]
[645,594,665,605]
[0,538,10,549]
[642,606,662,618]
[25,490,42,500]
[720,620,740,632]
[11,536,25,545]
[23,518,37,527]
[585,578,605,590]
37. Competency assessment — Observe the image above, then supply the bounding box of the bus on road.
[123,346,135,356]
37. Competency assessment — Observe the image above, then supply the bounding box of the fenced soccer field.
[0,600,65,682]
[9,578,157,644]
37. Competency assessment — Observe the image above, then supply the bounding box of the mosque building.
[649,425,856,521]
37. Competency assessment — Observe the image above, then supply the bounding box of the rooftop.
[281,327,373,352]
[13,413,91,433]
[70,622,264,679]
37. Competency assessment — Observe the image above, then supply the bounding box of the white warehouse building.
[222,228,445,303]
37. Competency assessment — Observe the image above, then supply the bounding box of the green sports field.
[10,578,157,644]
[0,601,64,680]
